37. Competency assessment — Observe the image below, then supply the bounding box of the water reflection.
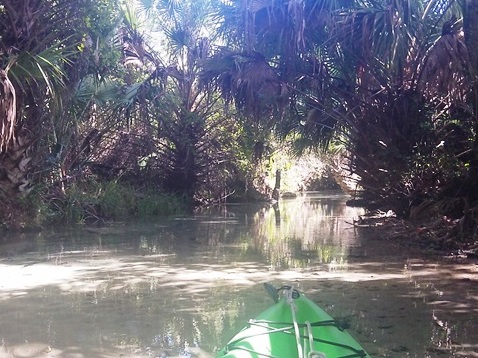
[0,193,477,357]
[242,193,364,269]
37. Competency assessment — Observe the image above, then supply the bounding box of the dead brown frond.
[202,51,284,120]
[418,28,471,103]
[0,69,17,152]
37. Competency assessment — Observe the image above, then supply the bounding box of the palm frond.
[121,0,144,31]
[8,42,73,87]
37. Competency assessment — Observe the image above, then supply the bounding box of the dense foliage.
[1,0,478,249]
[204,0,478,248]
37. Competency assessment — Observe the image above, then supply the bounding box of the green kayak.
[217,284,371,358]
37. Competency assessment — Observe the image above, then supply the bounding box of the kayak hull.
[217,288,371,358]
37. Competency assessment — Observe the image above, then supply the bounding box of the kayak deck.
[217,285,371,358]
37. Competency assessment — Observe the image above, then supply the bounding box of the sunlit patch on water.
[0,193,477,357]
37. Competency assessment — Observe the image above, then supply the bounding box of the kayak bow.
[217,284,371,358]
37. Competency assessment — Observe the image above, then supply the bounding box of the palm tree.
[40,0,241,204]
[210,0,478,217]
[0,0,130,229]
[0,0,81,199]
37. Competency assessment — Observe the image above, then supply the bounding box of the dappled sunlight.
[0,342,211,358]
[0,194,477,357]
[0,262,90,299]
[0,254,420,303]
[1,247,477,357]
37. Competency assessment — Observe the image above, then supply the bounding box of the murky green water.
[0,192,477,357]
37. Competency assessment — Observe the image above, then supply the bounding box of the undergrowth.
[21,180,188,227]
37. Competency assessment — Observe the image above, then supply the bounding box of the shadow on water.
[0,192,477,357]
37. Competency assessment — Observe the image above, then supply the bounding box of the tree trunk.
[272,169,281,201]
[0,69,17,152]
[463,1,478,73]
[0,138,32,198]
[463,0,478,199]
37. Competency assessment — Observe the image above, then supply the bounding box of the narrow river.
[0,192,477,357]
